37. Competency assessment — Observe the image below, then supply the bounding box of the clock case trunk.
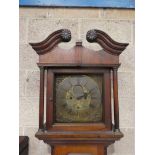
[30,29,129,155]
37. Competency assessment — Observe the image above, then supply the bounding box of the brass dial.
[55,75,102,123]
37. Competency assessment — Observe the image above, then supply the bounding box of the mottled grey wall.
[19,8,135,155]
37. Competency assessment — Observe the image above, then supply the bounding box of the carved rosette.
[61,29,71,42]
[86,30,97,42]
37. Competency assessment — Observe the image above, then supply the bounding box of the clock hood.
[30,29,128,68]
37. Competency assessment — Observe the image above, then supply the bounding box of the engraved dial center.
[66,85,91,112]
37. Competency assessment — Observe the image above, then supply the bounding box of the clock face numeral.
[77,77,80,85]
[55,75,103,123]
[80,77,87,86]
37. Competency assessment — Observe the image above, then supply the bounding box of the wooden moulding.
[35,130,123,145]
[29,29,128,66]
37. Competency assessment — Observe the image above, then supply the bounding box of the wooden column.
[113,67,120,131]
[104,147,107,155]
[46,69,54,129]
[51,146,54,155]
[39,66,45,130]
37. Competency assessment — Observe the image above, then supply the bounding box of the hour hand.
[77,93,87,100]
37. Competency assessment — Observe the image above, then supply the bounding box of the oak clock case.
[30,29,129,155]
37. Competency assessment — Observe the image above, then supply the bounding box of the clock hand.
[76,93,88,100]
[76,95,84,100]
[88,87,97,94]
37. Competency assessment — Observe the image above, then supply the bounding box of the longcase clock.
[30,29,129,155]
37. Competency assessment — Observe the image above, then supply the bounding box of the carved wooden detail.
[29,29,71,55]
[86,29,129,55]
[61,29,71,42]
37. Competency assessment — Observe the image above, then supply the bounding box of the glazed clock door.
[55,75,103,123]
[46,69,112,131]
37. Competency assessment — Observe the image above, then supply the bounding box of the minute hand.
[88,87,97,94]
[76,93,87,100]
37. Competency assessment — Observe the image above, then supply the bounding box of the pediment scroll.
[29,29,71,55]
[86,29,129,55]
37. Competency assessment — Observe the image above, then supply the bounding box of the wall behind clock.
[19,7,135,155]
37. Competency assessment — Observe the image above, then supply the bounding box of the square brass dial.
[55,74,103,123]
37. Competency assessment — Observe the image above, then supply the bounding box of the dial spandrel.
[55,75,103,123]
